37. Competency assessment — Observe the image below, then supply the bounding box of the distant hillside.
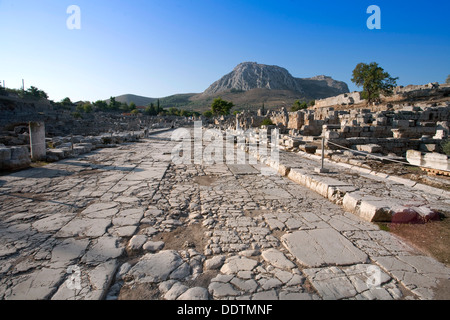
[105,94,157,106]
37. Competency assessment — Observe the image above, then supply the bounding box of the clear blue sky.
[1,0,449,102]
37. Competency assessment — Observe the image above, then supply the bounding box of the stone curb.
[234,133,447,223]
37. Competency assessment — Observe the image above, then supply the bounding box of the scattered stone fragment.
[165,282,188,300]
[252,290,278,300]
[159,280,178,294]
[170,262,192,280]
[177,287,210,300]
[127,235,148,252]
[143,241,165,253]
[208,282,240,298]
[204,255,226,270]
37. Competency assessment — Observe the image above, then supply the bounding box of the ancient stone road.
[0,130,449,300]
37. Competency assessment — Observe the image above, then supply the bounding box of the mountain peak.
[205,62,302,95]
[203,62,349,99]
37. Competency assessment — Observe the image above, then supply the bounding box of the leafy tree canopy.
[211,97,234,116]
[351,62,398,103]
[291,100,308,112]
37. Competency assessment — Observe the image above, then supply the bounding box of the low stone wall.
[315,92,363,108]
[0,145,31,170]
[406,150,450,171]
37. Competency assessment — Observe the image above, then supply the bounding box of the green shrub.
[71,112,82,119]
[260,118,274,126]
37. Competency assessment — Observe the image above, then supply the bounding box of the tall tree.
[351,62,398,104]
[211,97,234,116]
[446,75,450,84]
[93,100,108,111]
[108,96,120,111]
[61,97,73,106]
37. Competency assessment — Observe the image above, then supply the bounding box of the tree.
[61,97,73,106]
[108,96,120,111]
[145,103,157,116]
[179,109,189,117]
[203,110,213,118]
[93,100,108,111]
[351,62,398,104]
[260,118,274,126]
[83,103,93,113]
[168,107,179,116]
[446,75,450,84]
[211,97,234,116]
[291,100,308,112]
[25,86,48,100]
[76,102,92,113]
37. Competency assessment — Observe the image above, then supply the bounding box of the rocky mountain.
[203,62,349,99]
[106,62,350,112]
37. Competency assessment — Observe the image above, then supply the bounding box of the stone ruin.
[226,84,450,172]
[0,94,194,171]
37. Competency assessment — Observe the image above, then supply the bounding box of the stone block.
[359,200,393,222]
[10,146,29,161]
[0,147,11,161]
[356,144,382,153]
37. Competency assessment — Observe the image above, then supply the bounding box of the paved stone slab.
[227,164,259,175]
[220,256,259,274]
[127,250,183,283]
[112,208,144,227]
[82,236,124,264]
[251,289,278,300]
[31,213,75,233]
[177,287,210,300]
[261,248,295,270]
[373,255,450,299]
[5,268,65,300]
[303,264,396,300]
[208,282,240,298]
[282,228,368,268]
[56,217,111,238]
[50,238,90,268]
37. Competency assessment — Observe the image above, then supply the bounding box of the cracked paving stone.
[282,228,369,268]
[127,250,183,283]
[56,218,111,238]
